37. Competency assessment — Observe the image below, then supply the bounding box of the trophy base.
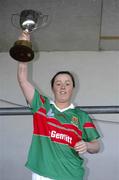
[9,40,34,62]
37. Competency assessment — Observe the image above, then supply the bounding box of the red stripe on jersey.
[33,112,49,136]
[33,111,82,147]
[48,117,82,137]
[83,122,96,128]
[37,107,46,114]
[48,123,81,147]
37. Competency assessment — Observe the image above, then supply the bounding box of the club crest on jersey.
[47,109,54,117]
[71,116,79,126]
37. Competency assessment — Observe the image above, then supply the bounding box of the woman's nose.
[61,84,65,89]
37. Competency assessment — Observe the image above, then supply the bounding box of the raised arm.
[17,31,35,105]
[17,62,35,105]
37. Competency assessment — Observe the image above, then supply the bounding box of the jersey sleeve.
[79,110,100,142]
[30,89,49,114]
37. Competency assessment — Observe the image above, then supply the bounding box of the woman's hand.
[18,31,30,41]
[74,139,100,154]
[74,140,88,154]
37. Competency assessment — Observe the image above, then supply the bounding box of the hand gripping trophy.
[9,9,48,62]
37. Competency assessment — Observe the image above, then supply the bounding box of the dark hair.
[51,71,75,88]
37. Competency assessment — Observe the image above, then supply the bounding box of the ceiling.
[1,0,119,52]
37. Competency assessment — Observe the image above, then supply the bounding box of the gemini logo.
[50,130,72,144]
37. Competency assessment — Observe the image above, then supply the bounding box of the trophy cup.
[9,9,48,62]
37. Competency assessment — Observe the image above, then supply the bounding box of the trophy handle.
[11,13,21,30]
[34,13,49,30]
[40,14,48,27]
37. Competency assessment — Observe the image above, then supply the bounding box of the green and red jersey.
[25,89,100,180]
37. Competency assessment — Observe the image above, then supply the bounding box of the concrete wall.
[0,51,119,180]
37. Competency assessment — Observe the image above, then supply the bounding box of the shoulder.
[74,107,94,125]
[75,107,90,118]
[34,89,49,103]
[31,89,51,113]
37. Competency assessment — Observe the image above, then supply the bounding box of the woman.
[17,61,100,180]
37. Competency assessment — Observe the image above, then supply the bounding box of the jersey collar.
[50,100,74,112]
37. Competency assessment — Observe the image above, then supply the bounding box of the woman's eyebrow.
[55,80,61,82]
[55,80,71,84]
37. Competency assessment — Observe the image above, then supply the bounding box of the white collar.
[50,100,74,112]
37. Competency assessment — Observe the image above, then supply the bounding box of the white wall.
[0,51,119,180]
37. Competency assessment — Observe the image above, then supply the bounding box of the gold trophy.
[9,9,48,62]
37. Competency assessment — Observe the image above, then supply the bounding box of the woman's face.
[52,73,74,105]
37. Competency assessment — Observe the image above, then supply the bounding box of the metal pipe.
[79,106,119,114]
[0,107,32,116]
[0,106,119,116]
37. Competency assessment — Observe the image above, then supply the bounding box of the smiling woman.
[17,62,100,180]
[17,32,100,180]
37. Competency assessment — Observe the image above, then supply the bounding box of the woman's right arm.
[17,62,35,105]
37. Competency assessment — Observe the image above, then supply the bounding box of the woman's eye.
[56,83,61,86]
[66,83,70,86]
